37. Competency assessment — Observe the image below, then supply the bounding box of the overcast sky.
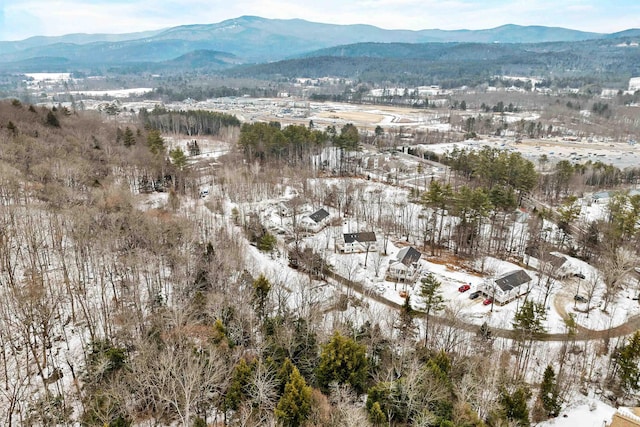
[0,0,638,41]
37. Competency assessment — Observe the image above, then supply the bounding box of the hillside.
[0,15,632,71]
[1,94,640,425]
[225,38,640,87]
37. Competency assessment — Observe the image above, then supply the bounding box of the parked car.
[573,273,586,279]
[483,298,493,306]
[574,294,588,303]
[469,290,481,300]
[458,284,471,292]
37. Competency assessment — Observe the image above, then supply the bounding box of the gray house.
[482,270,532,305]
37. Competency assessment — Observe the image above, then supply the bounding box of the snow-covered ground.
[164,136,232,161]
[538,394,616,427]
[65,88,154,98]
[250,175,640,335]
[417,136,640,169]
[24,72,72,82]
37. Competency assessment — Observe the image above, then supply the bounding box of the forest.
[1,96,640,427]
[224,38,640,89]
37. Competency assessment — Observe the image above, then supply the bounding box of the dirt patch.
[316,110,385,124]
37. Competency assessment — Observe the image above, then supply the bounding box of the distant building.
[592,191,612,203]
[278,199,311,217]
[387,247,422,282]
[607,407,640,427]
[299,208,331,233]
[629,77,640,92]
[601,88,620,98]
[336,232,377,253]
[592,189,640,206]
[481,270,532,305]
[524,247,571,278]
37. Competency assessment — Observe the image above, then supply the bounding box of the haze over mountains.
[0,15,639,73]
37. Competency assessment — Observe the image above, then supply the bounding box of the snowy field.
[538,395,616,427]
[418,137,640,169]
[66,87,154,98]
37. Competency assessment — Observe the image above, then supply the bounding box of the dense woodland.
[140,106,240,136]
[1,98,640,427]
[224,37,640,89]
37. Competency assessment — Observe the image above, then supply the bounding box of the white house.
[524,247,572,279]
[481,270,532,305]
[299,208,331,233]
[336,232,377,253]
[387,246,422,282]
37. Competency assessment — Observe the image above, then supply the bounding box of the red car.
[483,298,493,306]
[458,284,471,292]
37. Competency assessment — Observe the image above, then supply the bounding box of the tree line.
[139,105,240,136]
[238,121,360,170]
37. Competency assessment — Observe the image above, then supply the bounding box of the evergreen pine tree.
[276,358,296,396]
[397,294,416,340]
[419,273,445,346]
[316,330,368,394]
[369,401,386,426]
[123,127,136,147]
[539,365,561,417]
[224,358,256,412]
[169,147,187,169]
[478,321,492,340]
[499,385,531,427]
[146,130,165,154]
[614,330,640,393]
[258,232,277,253]
[46,110,60,127]
[275,366,312,427]
[252,274,272,320]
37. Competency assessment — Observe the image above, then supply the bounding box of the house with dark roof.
[481,269,532,305]
[387,246,422,282]
[300,208,331,232]
[336,232,377,253]
[524,247,571,278]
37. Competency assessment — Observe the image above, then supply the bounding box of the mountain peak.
[0,16,634,70]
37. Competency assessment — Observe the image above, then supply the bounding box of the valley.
[1,12,640,427]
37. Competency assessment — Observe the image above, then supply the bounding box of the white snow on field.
[538,395,616,427]
[24,72,72,81]
[164,136,232,160]
[502,113,541,123]
[417,136,640,170]
[66,87,154,97]
[247,175,640,336]
[580,199,609,222]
